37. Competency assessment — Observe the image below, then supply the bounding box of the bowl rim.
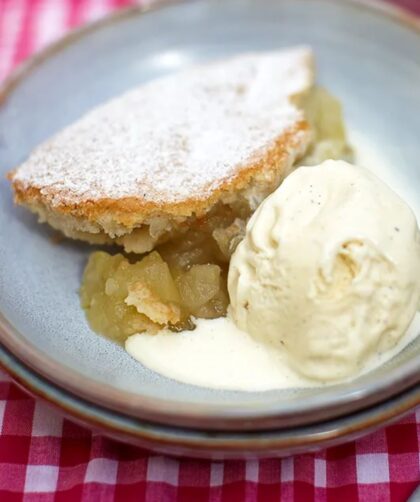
[1,0,420,431]
[0,342,419,458]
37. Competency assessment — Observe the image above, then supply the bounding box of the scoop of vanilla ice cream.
[228,160,420,381]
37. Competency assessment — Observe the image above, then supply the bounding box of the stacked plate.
[0,0,419,459]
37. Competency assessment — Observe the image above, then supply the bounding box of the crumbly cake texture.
[10,47,314,242]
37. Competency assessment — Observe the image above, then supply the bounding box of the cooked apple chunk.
[81,244,229,341]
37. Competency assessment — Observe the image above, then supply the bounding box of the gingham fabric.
[1,0,420,500]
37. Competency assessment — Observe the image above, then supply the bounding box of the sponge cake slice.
[9,48,314,253]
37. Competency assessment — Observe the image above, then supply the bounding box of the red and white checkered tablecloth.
[1,0,420,500]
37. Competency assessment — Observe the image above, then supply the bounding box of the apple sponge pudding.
[8,47,352,341]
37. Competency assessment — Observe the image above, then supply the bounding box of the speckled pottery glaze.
[0,0,420,455]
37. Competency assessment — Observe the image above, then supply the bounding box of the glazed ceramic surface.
[1,343,419,459]
[0,0,420,431]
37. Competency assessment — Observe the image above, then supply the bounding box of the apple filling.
[80,228,230,343]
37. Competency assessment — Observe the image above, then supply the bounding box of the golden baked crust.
[9,120,310,223]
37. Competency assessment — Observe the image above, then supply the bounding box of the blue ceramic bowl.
[0,0,419,450]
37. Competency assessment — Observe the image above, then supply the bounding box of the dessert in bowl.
[1,0,420,450]
[8,47,420,393]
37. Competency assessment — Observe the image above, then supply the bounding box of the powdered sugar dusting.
[13,48,314,206]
